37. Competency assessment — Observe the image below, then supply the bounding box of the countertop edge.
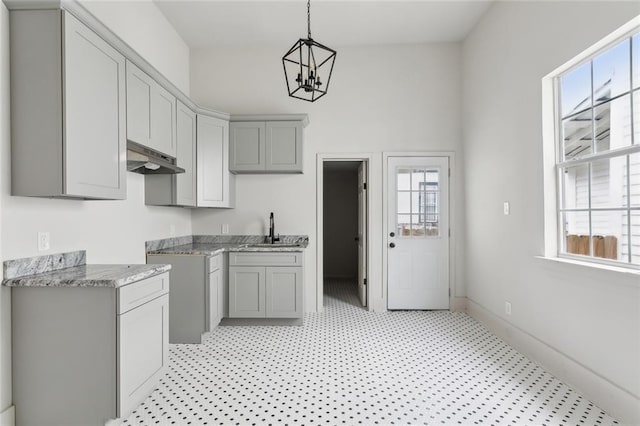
[3,264,172,288]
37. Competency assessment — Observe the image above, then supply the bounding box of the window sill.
[535,255,640,278]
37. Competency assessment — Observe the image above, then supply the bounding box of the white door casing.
[387,156,450,310]
[358,162,368,307]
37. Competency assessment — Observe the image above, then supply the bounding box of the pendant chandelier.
[282,0,336,102]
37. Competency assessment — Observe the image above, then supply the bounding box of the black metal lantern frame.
[282,1,336,102]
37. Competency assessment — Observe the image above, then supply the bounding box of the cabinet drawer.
[229,252,303,267]
[118,272,170,314]
[208,254,222,272]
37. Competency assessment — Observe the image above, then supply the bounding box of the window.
[396,168,440,237]
[556,30,640,267]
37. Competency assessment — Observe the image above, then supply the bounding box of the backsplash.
[3,250,86,279]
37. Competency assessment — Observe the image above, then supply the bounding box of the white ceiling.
[154,0,494,49]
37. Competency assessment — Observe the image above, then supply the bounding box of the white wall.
[189,43,465,312]
[462,0,640,420]
[0,0,192,415]
[81,0,190,95]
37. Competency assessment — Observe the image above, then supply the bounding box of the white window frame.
[542,18,640,271]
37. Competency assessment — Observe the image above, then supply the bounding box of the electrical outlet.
[505,301,512,315]
[503,201,510,215]
[37,232,50,252]
[221,224,229,234]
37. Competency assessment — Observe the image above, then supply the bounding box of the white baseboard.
[450,296,467,312]
[466,298,640,425]
[0,405,14,426]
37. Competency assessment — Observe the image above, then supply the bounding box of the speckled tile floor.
[123,279,618,425]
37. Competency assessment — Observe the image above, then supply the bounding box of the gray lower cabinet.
[147,254,225,343]
[10,10,127,199]
[229,252,303,318]
[229,119,304,173]
[145,100,197,207]
[12,273,170,426]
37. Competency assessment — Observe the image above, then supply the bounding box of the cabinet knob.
[389,242,396,248]
[389,232,395,237]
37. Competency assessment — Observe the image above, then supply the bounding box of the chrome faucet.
[268,212,280,244]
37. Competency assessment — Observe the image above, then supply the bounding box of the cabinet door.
[229,122,266,172]
[118,294,169,418]
[197,115,234,208]
[125,60,152,148]
[206,269,221,331]
[175,101,197,206]
[151,84,177,157]
[265,267,303,318]
[229,266,265,318]
[265,121,303,173]
[63,13,126,199]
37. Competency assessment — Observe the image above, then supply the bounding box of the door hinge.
[448,228,451,237]
[448,168,451,177]
[363,182,367,190]
[449,288,451,297]
[364,278,367,285]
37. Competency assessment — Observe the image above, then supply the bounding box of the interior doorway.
[321,160,368,310]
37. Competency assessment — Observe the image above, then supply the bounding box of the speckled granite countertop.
[3,264,171,288]
[147,235,309,256]
[2,250,171,288]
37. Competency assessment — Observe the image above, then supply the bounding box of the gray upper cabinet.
[229,122,266,172]
[229,117,306,174]
[265,121,303,172]
[10,10,126,200]
[126,60,177,157]
[197,114,235,208]
[145,100,197,207]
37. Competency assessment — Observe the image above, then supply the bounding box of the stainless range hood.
[127,141,185,175]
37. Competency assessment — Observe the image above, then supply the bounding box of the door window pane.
[397,192,411,214]
[593,39,631,103]
[397,169,411,190]
[395,166,440,238]
[397,214,411,236]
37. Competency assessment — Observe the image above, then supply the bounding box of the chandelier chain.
[307,0,311,39]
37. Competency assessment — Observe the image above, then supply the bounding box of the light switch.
[221,224,229,234]
[503,202,510,216]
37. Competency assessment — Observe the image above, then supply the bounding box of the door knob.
[389,232,395,237]
[389,242,396,248]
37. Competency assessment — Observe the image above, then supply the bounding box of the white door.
[387,156,449,310]
[357,162,368,307]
